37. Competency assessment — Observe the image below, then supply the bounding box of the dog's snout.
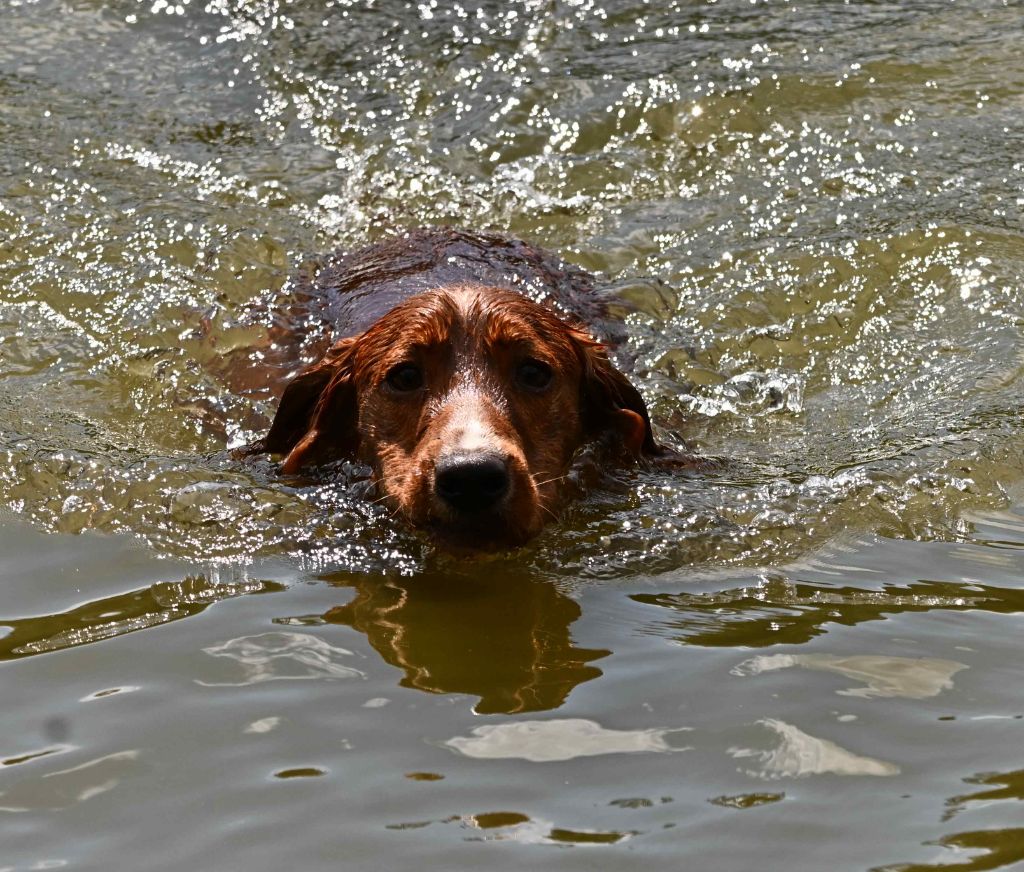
[434,453,511,513]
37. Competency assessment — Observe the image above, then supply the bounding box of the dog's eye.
[516,359,553,391]
[385,362,424,393]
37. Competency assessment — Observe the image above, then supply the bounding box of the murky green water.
[1,0,1023,868]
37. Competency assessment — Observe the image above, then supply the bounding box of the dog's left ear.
[261,336,360,474]
[573,330,660,457]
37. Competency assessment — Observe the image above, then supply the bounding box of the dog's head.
[262,285,658,548]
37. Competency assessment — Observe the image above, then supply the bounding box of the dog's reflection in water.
[320,570,608,714]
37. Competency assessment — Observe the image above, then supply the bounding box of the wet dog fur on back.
[253,228,661,549]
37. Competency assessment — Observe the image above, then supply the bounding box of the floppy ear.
[262,337,360,474]
[573,331,660,458]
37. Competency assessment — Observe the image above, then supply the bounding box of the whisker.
[538,501,559,522]
[532,473,568,488]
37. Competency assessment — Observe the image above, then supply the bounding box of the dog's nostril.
[434,454,511,512]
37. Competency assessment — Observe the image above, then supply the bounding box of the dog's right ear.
[569,328,660,458]
[261,337,360,474]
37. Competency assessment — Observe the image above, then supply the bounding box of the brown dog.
[251,228,661,548]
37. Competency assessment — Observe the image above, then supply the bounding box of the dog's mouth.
[372,460,553,551]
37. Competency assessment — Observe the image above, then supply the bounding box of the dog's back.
[294,227,628,349]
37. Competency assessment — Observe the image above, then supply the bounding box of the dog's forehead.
[444,284,548,322]
[460,285,579,348]
[348,284,587,389]
[397,285,566,348]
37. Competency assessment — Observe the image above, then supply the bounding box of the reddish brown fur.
[259,282,658,549]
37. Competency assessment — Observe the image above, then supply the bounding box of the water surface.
[1,1,1023,869]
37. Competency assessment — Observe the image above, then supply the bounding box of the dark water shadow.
[633,576,1024,648]
[878,768,1024,871]
[311,565,609,714]
[876,827,1024,872]
[945,768,1024,823]
[0,576,282,661]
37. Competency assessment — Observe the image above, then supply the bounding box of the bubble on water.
[729,719,899,779]
[198,631,365,686]
[445,718,690,763]
[732,653,968,699]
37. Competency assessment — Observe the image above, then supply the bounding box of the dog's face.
[262,285,656,549]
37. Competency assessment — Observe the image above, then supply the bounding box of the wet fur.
[252,231,661,549]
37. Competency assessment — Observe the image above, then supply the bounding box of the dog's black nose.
[434,453,511,513]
